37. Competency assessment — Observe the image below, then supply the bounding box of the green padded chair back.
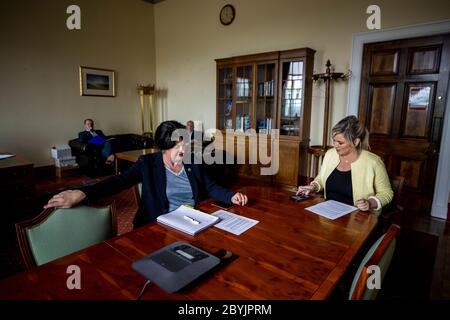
[22,206,114,266]
[133,183,143,206]
[137,183,142,198]
[349,225,399,300]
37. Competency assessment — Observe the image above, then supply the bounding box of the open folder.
[157,206,219,236]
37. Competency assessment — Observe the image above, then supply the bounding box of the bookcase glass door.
[235,65,253,132]
[256,63,276,134]
[280,61,304,136]
[218,67,233,130]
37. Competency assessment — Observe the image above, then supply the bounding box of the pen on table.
[183,215,200,225]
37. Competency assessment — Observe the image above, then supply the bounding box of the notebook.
[157,206,220,236]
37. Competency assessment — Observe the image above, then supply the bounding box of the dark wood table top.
[115,148,158,163]
[0,154,33,170]
[0,186,378,300]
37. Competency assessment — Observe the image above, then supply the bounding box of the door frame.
[347,19,450,220]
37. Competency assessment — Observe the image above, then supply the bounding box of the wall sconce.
[137,84,155,138]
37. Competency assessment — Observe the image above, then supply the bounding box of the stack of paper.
[157,206,219,236]
[212,210,259,235]
[305,200,358,220]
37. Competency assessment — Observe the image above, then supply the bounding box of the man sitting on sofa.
[78,118,115,164]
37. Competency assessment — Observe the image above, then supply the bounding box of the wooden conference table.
[0,186,378,300]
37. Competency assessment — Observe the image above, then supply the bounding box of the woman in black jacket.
[45,121,248,227]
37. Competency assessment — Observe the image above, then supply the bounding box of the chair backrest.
[349,224,400,300]
[16,203,117,268]
[390,176,405,205]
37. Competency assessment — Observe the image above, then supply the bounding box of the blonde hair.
[331,116,370,151]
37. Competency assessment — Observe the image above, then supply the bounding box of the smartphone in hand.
[211,201,234,210]
[289,194,310,202]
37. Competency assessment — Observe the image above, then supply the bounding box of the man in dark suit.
[45,121,248,228]
[79,118,115,164]
[186,120,196,142]
[186,120,207,151]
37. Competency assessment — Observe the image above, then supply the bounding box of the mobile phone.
[211,201,234,209]
[289,194,310,202]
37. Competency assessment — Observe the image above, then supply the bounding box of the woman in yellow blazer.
[297,116,393,213]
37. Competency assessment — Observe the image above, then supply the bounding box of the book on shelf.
[266,118,272,131]
[258,80,274,97]
[157,205,220,236]
[244,114,251,131]
[236,114,250,132]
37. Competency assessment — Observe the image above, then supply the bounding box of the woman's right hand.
[44,190,86,209]
[296,184,317,196]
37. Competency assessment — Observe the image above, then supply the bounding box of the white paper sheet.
[0,154,15,160]
[305,200,358,220]
[212,210,259,235]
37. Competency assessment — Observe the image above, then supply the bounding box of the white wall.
[2,0,449,166]
[153,0,450,143]
[0,0,156,166]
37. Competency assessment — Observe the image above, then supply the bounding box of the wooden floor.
[1,171,450,299]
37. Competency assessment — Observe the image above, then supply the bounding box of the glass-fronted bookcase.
[216,48,314,139]
[217,52,279,132]
[215,48,315,186]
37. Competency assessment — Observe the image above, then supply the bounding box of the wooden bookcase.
[215,48,315,186]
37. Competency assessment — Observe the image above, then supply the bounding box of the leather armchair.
[69,134,153,176]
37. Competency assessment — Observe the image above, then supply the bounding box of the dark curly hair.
[154,120,186,150]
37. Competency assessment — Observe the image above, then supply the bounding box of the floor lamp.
[137,84,155,139]
[307,60,349,182]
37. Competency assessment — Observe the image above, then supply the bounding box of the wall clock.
[220,4,235,26]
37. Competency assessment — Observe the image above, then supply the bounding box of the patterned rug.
[94,187,138,235]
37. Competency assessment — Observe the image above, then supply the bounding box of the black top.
[79,151,235,227]
[325,168,353,205]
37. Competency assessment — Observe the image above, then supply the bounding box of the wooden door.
[359,34,450,212]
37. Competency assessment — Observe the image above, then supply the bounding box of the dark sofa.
[69,133,153,176]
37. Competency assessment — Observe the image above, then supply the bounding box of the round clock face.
[220,5,235,25]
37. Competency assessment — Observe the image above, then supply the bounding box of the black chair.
[69,133,153,177]
[379,176,405,233]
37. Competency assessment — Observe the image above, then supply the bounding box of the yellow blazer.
[313,148,393,213]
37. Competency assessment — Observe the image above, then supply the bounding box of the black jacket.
[79,151,235,227]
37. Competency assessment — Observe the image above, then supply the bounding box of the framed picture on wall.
[79,66,115,97]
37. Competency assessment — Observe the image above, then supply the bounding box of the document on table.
[212,210,259,235]
[305,200,358,220]
[0,154,15,160]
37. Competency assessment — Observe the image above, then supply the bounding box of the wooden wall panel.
[368,84,396,135]
[399,159,423,189]
[370,50,399,75]
[408,46,441,74]
[276,139,300,186]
